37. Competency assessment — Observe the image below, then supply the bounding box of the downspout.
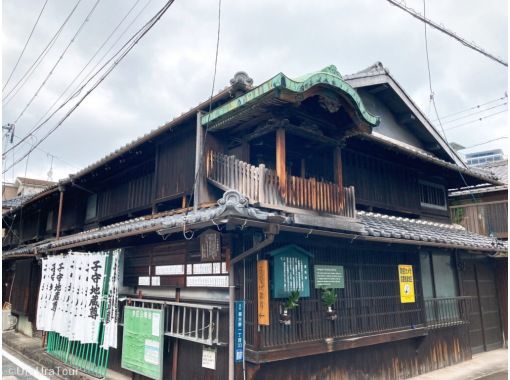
[228,224,278,380]
[55,184,65,239]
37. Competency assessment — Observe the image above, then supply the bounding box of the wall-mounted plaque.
[270,245,312,298]
[200,230,221,262]
[155,265,185,276]
[314,265,344,289]
[187,275,228,288]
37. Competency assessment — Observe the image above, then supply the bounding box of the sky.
[2,0,508,183]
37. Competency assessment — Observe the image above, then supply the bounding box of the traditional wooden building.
[3,64,507,380]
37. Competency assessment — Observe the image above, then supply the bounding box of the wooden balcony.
[206,151,356,218]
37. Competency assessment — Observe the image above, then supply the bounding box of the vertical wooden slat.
[276,128,286,202]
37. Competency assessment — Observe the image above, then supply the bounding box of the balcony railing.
[206,151,356,217]
[119,299,226,346]
[424,296,472,329]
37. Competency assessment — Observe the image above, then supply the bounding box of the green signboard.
[270,245,312,298]
[121,306,164,380]
[314,265,345,289]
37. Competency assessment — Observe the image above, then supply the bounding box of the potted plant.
[279,290,300,325]
[321,288,338,320]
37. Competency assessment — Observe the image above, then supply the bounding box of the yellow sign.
[398,265,415,303]
[257,260,270,325]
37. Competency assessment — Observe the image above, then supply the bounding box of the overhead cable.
[11,0,102,125]
[387,0,507,67]
[4,0,151,157]
[3,0,176,175]
[3,0,83,104]
[2,0,50,91]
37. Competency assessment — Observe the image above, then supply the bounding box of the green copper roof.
[201,65,380,127]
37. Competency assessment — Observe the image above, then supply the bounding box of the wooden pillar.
[275,128,286,201]
[171,288,181,380]
[55,185,65,239]
[333,145,343,188]
[300,158,306,178]
[194,111,204,211]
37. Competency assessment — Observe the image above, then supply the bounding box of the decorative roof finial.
[230,71,254,94]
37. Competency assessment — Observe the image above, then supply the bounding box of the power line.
[439,101,507,125]
[421,0,478,205]
[30,0,144,133]
[11,0,102,125]
[458,136,508,150]
[3,0,152,158]
[185,0,222,217]
[444,109,508,131]
[2,0,50,91]
[3,0,83,105]
[432,95,507,122]
[3,0,176,175]
[387,0,507,67]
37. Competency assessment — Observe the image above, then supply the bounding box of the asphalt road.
[2,355,38,380]
[476,371,508,380]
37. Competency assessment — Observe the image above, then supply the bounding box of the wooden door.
[461,258,503,354]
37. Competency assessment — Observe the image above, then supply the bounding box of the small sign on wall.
[202,347,217,370]
[257,260,270,325]
[314,265,344,289]
[398,265,415,303]
[234,301,245,363]
[270,245,312,298]
[200,230,221,262]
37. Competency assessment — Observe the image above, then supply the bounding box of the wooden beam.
[276,128,286,201]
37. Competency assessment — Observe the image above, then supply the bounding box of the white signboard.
[186,275,229,288]
[151,276,160,286]
[138,276,150,286]
[193,263,213,275]
[202,347,217,370]
[155,265,185,276]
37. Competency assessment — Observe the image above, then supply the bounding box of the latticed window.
[419,180,447,210]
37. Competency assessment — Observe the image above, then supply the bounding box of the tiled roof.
[4,191,506,258]
[16,177,56,187]
[357,132,501,185]
[484,159,508,183]
[2,195,33,209]
[2,190,283,257]
[358,211,507,251]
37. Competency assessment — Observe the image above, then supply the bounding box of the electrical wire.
[184,0,222,219]
[422,0,478,205]
[431,95,507,122]
[2,0,50,91]
[3,0,83,104]
[439,101,507,125]
[444,109,508,131]
[387,0,507,67]
[3,0,176,175]
[4,0,151,157]
[11,0,103,125]
[458,137,508,150]
[30,0,144,133]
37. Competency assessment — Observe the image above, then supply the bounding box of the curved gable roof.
[201,65,380,128]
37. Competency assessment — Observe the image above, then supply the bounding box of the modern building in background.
[465,149,505,167]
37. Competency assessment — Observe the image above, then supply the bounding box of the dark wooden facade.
[2,68,506,380]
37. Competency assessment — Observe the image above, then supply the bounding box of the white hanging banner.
[103,249,120,348]
[36,251,117,346]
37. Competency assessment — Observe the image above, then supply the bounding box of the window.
[46,210,53,232]
[420,252,459,323]
[419,180,447,210]
[85,194,98,221]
